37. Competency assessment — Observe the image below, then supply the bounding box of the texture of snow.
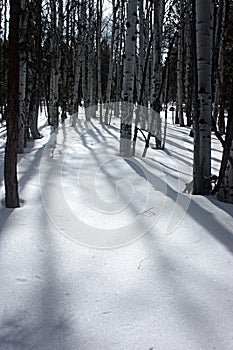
[0,109,233,350]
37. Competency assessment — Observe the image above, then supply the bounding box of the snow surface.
[0,109,233,350]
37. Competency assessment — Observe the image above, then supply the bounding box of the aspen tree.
[72,1,84,118]
[48,0,61,129]
[217,80,233,203]
[18,0,28,153]
[104,0,118,124]
[0,0,8,117]
[176,0,185,126]
[142,0,164,157]
[120,0,137,157]
[97,0,103,123]
[193,0,213,195]
[4,0,20,208]
[28,0,42,139]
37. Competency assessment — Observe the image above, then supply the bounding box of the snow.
[0,108,233,350]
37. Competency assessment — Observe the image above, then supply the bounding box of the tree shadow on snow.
[126,157,233,255]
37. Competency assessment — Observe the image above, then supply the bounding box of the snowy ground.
[0,108,233,350]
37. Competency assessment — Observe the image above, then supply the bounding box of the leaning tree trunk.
[120,0,137,157]
[4,0,20,208]
[193,0,213,195]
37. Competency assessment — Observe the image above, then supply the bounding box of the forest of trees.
[0,0,233,207]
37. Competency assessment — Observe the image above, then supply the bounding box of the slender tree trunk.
[176,0,185,126]
[193,0,213,195]
[120,0,137,156]
[49,0,60,129]
[184,0,193,127]
[114,0,125,119]
[71,4,82,120]
[18,0,28,153]
[104,0,118,124]
[30,0,42,139]
[142,0,164,157]
[216,80,233,203]
[4,0,20,208]
[0,0,8,118]
[97,0,103,123]
[85,0,96,120]
[150,0,164,148]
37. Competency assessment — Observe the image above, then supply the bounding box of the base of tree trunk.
[217,191,233,204]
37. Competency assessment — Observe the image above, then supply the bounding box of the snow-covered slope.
[0,110,232,350]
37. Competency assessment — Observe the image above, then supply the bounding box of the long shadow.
[73,121,106,149]
[72,120,121,153]
[1,161,59,348]
[166,130,194,146]
[0,195,72,349]
[17,145,45,200]
[90,123,108,142]
[146,157,192,178]
[101,124,119,141]
[186,199,233,252]
[143,233,232,349]
[164,148,193,168]
[165,137,193,152]
[127,158,233,255]
[207,195,233,218]
[0,208,15,237]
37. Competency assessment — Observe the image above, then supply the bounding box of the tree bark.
[216,80,233,203]
[18,0,28,153]
[176,0,185,126]
[120,0,137,157]
[193,0,213,195]
[4,0,20,208]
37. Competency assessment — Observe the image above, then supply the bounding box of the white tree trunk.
[120,0,137,157]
